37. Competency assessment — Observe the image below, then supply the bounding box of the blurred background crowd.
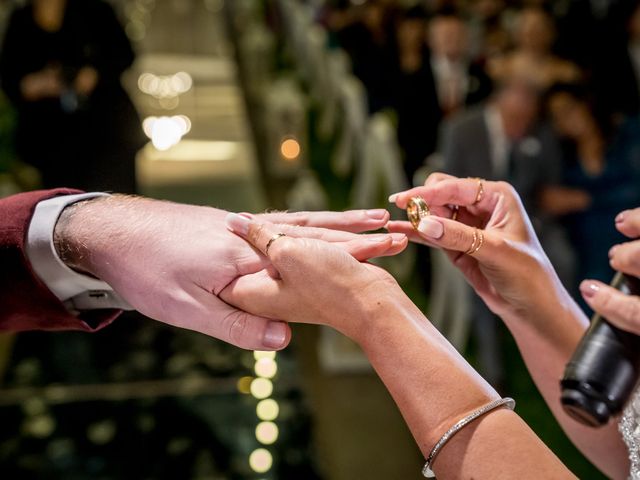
[0,0,640,479]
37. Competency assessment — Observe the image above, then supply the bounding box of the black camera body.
[561,273,640,427]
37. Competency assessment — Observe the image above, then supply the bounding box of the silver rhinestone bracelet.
[422,397,516,478]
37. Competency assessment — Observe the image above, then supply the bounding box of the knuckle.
[496,181,516,197]
[251,222,267,244]
[291,211,309,226]
[447,226,468,249]
[227,311,250,347]
[270,238,299,265]
[623,297,640,323]
[426,172,447,185]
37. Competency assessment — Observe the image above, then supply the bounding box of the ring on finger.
[450,205,460,222]
[265,233,287,255]
[470,178,485,205]
[465,228,484,255]
[407,196,431,230]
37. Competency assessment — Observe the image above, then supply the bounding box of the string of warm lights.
[242,350,280,476]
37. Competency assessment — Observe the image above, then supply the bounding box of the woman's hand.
[580,207,640,334]
[386,173,569,322]
[219,214,407,341]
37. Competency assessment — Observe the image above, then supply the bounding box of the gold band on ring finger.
[469,229,484,255]
[265,233,287,256]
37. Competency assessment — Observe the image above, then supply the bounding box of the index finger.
[616,208,640,238]
[389,178,501,210]
[258,209,390,233]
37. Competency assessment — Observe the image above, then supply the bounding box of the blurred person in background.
[489,6,581,90]
[427,8,492,118]
[394,7,492,183]
[333,0,397,113]
[0,0,144,194]
[544,82,640,292]
[441,76,575,387]
[466,0,511,62]
[591,1,640,121]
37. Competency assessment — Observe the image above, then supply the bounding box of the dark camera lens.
[560,273,640,427]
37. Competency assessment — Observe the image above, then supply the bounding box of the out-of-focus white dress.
[621,391,640,479]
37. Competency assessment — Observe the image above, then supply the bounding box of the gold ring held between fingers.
[465,228,484,255]
[265,233,287,256]
[407,197,431,230]
[451,205,459,221]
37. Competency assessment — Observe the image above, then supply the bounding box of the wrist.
[53,197,106,276]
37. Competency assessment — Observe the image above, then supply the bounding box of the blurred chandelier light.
[142,115,192,151]
[138,72,193,100]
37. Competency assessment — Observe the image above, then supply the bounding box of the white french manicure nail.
[388,194,398,203]
[225,213,250,235]
[418,218,444,239]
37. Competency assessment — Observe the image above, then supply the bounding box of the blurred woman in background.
[0,0,144,193]
[489,7,581,89]
[543,83,640,285]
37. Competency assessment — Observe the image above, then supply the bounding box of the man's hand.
[53,195,407,350]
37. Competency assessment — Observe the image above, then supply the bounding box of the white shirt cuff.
[26,193,133,312]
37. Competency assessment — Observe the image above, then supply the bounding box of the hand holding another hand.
[220,214,408,341]
[55,196,405,350]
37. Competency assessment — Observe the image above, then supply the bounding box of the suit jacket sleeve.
[0,189,119,332]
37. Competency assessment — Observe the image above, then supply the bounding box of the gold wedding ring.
[451,205,460,221]
[265,233,287,255]
[465,228,484,255]
[470,178,485,205]
[407,197,431,230]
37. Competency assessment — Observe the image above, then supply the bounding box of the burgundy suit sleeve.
[0,189,120,332]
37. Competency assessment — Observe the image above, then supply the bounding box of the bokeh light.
[237,376,253,395]
[249,448,273,473]
[280,138,301,160]
[142,115,192,151]
[256,399,279,421]
[254,358,278,379]
[254,351,276,361]
[255,421,279,445]
[250,378,273,399]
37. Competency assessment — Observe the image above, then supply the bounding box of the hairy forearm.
[501,285,629,479]
[53,195,224,278]
[354,292,574,479]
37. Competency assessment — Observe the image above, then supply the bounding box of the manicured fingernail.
[368,234,391,242]
[366,209,387,220]
[616,212,626,223]
[580,281,600,299]
[388,194,398,203]
[225,213,250,235]
[263,321,288,349]
[417,217,444,239]
[390,233,407,243]
[609,245,618,259]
